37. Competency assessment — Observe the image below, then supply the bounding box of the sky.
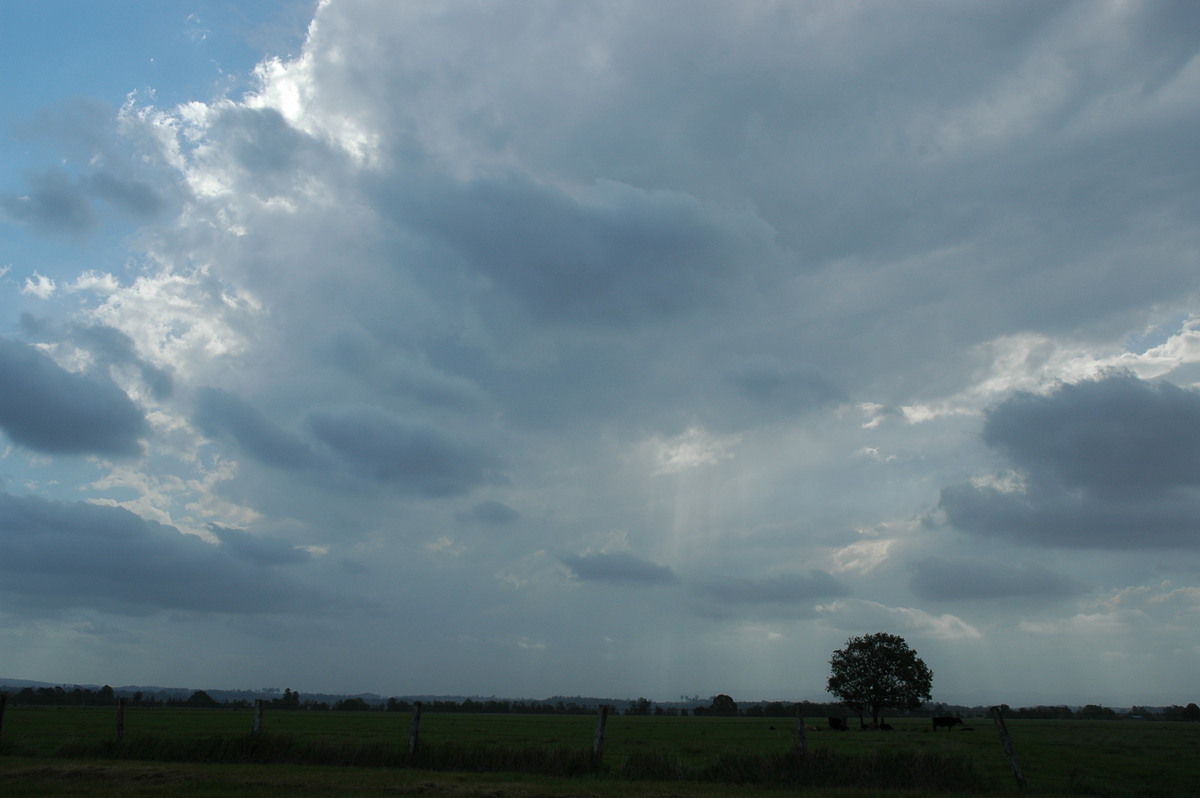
[2,0,1199,708]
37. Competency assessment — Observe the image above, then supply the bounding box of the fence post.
[592,705,609,762]
[795,713,807,756]
[409,702,423,755]
[252,699,265,735]
[0,693,7,742]
[989,705,1026,791]
[116,697,126,743]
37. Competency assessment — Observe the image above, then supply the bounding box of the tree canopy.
[826,632,932,726]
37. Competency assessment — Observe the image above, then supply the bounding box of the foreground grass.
[3,709,1198,796]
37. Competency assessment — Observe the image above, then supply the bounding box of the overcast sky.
[3,0,1200,707]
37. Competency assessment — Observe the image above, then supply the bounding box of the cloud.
[194,388,320,471]
[82,171,165,218]
[465,500,521,525]
[909,556,1087,601]
[817,598,982,640]
[68,323,173,400]
[0,335,145,457]
[0,170,95,235]
[559,552,678,586]
[726,358,847,416]
[0,492,326,614]
[307,406,498,496]
[695,570,851,605]
[397,173,776,325]
[983,374,1200,495]
[941,373,1200,548]
[210,524,311,567]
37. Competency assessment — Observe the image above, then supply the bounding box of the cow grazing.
[932,716,963,731]
[828,716,848,731]
[879,722,893,731]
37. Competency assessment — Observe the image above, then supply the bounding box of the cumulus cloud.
[0,335,145,457]
[909,556,1087,601]
[941,374,1200,548]
[0,492,326,614]
[559,552,678,586]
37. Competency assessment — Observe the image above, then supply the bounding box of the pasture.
[2,707,1198,796]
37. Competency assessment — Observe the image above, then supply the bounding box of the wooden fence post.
[990,705,1026,791]
[116,697,126,743]
[0,693,7,742]
[795,713,807,756]
[592,705,609,762]
[252,699,265,735]
[409,702,423,755]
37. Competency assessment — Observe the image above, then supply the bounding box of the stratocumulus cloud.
[941,374,1200,548]
[0,492,326,614]
[0,335,145,456]
[307,406,498,496]
[560,552,679,586]
[909,557,1087,601]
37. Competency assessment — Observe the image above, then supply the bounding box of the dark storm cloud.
[909,556,1086,601]
[194,388,321,470]
[941,374,1200,548]
[308,406,497,497]
[694,570,850,605]
[0,335,145,457]
[0,492,326,614]
[0,170,95,234]
[401,172,775,325]
[559,552,678,586]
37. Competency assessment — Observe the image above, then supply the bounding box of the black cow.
[932,716,963,731]
[828,716,848,731]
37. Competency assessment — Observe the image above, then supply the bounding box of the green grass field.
[2,707,1198,796]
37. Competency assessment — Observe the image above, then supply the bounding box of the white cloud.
[20,272,56,299]
[817,599,982,641]
[646,426,742,474]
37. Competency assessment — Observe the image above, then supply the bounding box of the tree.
[826,632,932,728]
[185,690,219,708]
[708,694,738,716]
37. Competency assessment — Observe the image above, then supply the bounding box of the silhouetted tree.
[185,690,219,707]
[827,632,932,728]
[707,694,738,716]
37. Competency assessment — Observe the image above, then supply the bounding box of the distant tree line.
[5,685,1198,722]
